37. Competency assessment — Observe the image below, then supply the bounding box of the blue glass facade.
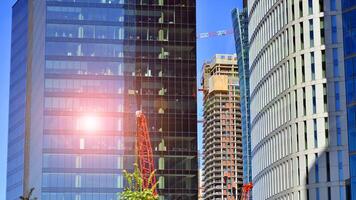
[232,8,251,184]
[342,1,356,199]
[7,0,198,200]
[6,0,28,200]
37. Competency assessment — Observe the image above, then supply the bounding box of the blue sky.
[0,1,241,199]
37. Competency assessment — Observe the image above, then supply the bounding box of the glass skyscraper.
[342,0,356,199]
[7,0,29,199]
[248,0,350,199]
[6,0,198,200]
[231,5,251,185]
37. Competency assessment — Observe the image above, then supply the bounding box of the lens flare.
[77,115,99,132]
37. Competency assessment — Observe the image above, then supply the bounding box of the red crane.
[240,183,253,200]
[135,111,157,195]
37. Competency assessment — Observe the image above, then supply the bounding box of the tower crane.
[135,111,157,195]
[240,183,253,200]
[197,29,234,39]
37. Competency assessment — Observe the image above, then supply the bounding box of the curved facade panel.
[249,0,349,199]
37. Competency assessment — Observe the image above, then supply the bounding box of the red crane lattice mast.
[136,111,157,194]
[240,183,253,200]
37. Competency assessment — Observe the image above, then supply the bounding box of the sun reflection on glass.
[77,115,99,132]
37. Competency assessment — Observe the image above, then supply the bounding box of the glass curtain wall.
[42,0,197,199]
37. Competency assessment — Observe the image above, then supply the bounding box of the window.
[309,19,314,47]
[338,151,343,180]
[344,12,356,56]
[322,50,326,78]
[292,0,295,20]
[303,88,306,115]
[159,157,165,170]
[293,26,296,52]
[159,176,165,189]
[296,123,300,151]
[302,55,305,82]
[333,48,339,76]
[350,155,356,177]
[348,109,356,151]
[117,156,123,169]
[299,0,303,17]
[297,156,301,185]
[330,0,336,11]
[335,82,340,111]
[331,16,337,44]
[336,116,342,145]
[340,186,345,200]
[311,52,315,80]
[295,90,298,117]
[319,0,324,12]
[325,117,329,146]
[324,84,328,111]
[304,120,308,149]
[326,152,331,181]
[117,118,122,131]
[289,61,293,86]
[300,22,304,49]
[312,85,316,113]
[320,17,325,44]
[316,188,320,200]
[308,0,313,14]
[80,138,85,149]
[315,153,319,183]
[313,119,318,147]
[305,155,309,184]
[117,175,123,188]
[294,57,297,84]
[75,175,81,188]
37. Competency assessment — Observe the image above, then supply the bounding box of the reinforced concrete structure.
[248,0,350,199]
[202,54,243,200]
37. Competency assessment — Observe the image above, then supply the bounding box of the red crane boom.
[136,111,157,194]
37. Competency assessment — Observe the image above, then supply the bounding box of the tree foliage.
[120,164,158,200]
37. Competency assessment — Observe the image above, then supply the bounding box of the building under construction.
[202,54,243,199]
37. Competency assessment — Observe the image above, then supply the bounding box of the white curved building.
[248,0,350,199]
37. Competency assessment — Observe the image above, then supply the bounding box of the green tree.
[19,188,37,200]
[120,164,158,200]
